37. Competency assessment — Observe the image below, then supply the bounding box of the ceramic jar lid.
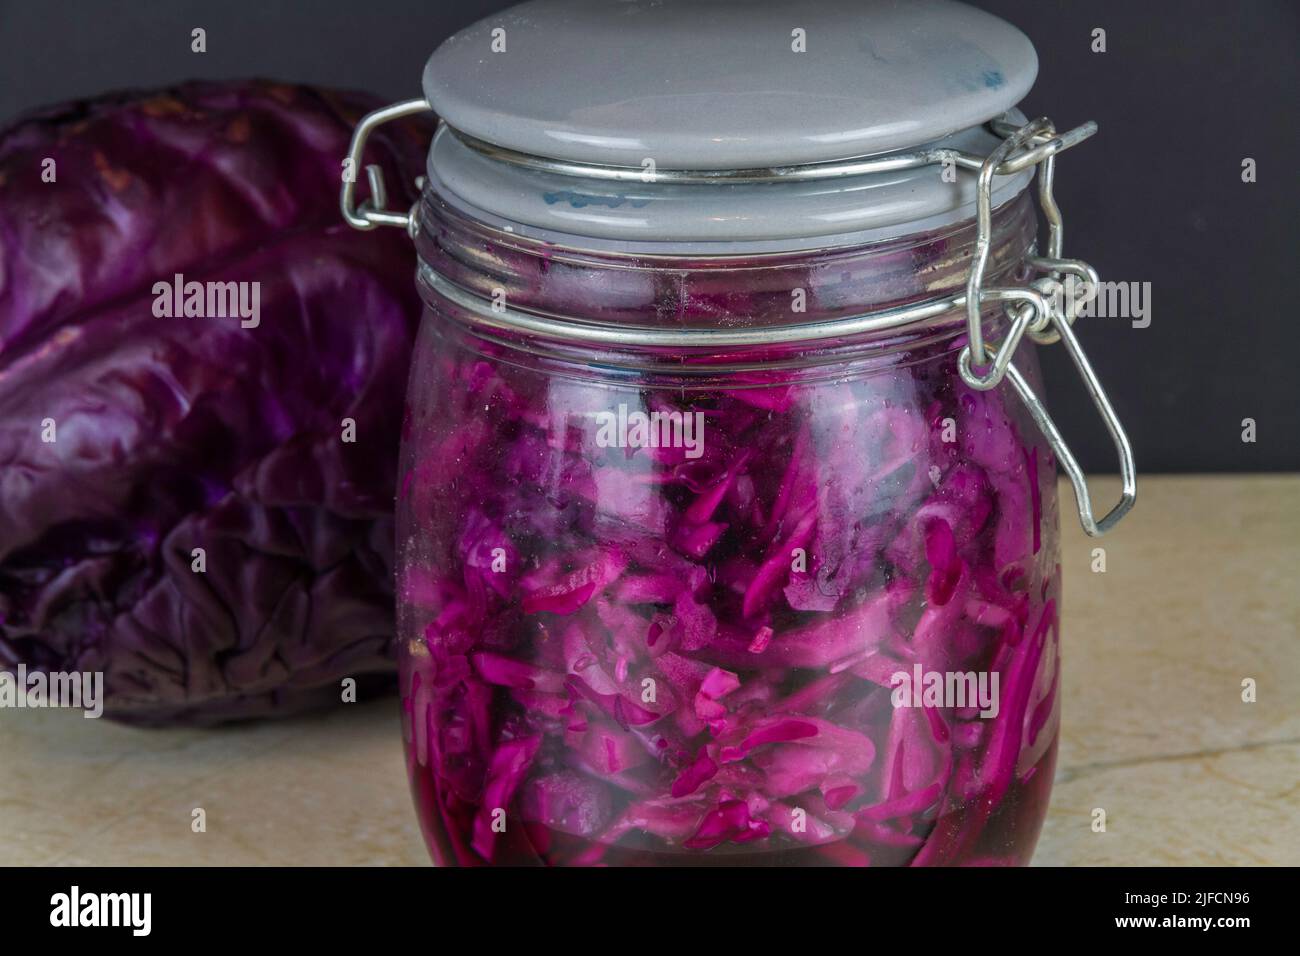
[422,0,1037,170]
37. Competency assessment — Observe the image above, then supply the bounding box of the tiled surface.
[1,476,1296,866]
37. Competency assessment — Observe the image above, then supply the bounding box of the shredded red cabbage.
[398,249,1059,867]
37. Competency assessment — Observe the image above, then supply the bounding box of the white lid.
[422,0,1037,170]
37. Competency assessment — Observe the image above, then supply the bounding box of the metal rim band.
[444,118,1096,186]
[420,264,1135,539]
[420,265,970,348]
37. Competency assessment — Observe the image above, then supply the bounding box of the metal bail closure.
[339,101,1135,537]
[1000,316,1137,537]
[339,98,433,237]
[958,116,1136,536]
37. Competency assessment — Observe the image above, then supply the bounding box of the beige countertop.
[2,475,1296,866]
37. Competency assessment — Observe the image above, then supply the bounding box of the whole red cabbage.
[0,81,431,724]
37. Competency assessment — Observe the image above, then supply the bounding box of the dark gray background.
[1,0,1295,472]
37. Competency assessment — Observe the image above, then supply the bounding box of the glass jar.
[395,189,1062,866]
[343,0,1134,867]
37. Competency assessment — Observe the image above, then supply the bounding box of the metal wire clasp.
[959,116,1135,535]
[338,100,1135,536]
[339,98,433,236]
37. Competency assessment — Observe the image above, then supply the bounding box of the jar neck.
[415,188,1035,330]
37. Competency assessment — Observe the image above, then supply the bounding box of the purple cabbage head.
[0,81,432,724]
